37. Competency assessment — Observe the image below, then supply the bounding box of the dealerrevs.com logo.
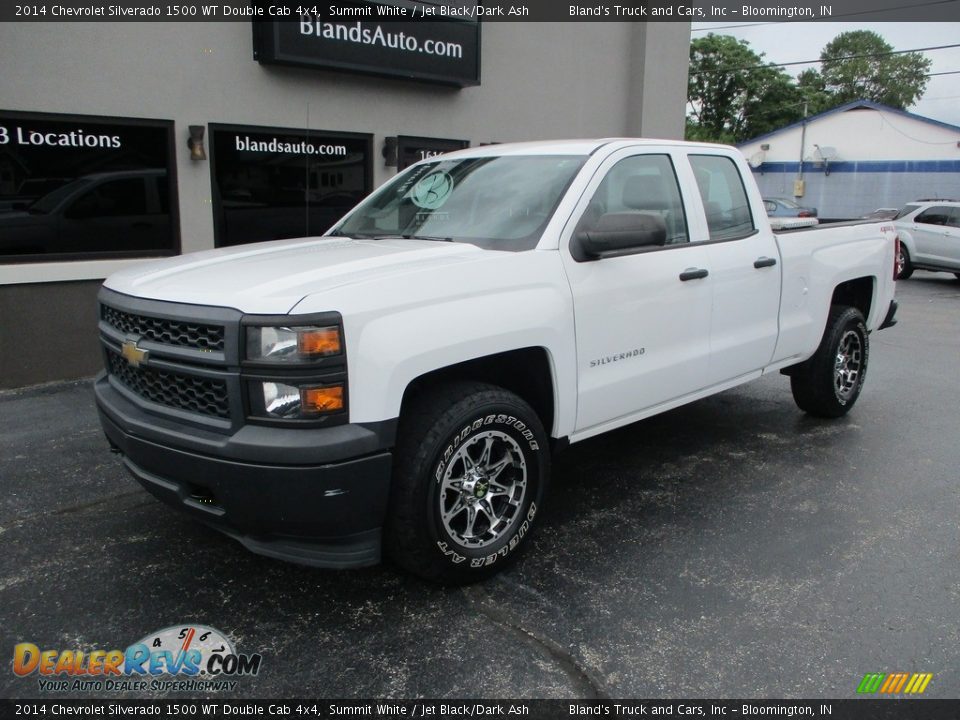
[13,625,262,693]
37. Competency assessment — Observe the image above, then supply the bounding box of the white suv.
[894,200,960,280]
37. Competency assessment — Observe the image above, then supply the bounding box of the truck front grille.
[106,349,230,419]
[102,305,225,352]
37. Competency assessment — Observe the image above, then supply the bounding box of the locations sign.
[252,3,481,88]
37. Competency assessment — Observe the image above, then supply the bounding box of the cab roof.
[437,138,736,159]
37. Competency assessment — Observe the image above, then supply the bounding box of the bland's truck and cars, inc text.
[94,139,899,583]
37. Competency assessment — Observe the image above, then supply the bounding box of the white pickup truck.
[95,139,899,582]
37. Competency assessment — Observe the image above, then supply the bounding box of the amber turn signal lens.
[300,385,344,414]
[297,327,341,356]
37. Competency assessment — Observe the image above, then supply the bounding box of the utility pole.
[796,100,808,198]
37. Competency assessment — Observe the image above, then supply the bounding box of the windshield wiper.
[327,230,378,239]
[328,231,454,242]
[400,234,453,242]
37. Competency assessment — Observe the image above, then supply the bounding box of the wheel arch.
[831,276,874,323]
[398,347,559,443]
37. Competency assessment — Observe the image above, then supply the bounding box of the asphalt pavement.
[2,272,958,700]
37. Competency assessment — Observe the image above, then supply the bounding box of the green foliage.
[686,34,803,143]
[686,30,932,143]
[810,30,931,110]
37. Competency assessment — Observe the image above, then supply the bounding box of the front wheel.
[790,306,869,418]
[386,382,550,583]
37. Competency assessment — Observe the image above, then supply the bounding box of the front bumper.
[96,373,393,568]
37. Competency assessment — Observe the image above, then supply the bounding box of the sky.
[690,21,960,127]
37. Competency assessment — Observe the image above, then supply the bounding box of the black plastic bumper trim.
[105,412,392,568]
[219,527,382,569]
[879,299,898,330]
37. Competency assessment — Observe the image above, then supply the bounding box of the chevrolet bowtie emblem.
[121,339,148,368]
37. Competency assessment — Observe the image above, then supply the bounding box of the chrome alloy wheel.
[438,430,527,549]
[834,329,863,401]
[895,248,905,278]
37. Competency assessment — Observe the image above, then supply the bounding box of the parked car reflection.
[0,169,170,256]
[0,177,73,214]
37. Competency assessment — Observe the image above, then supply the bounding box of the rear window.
[689,155,755,240]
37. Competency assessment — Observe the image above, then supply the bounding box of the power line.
[690,43,960,76]
[926,70,960,77]
[691,0,960,30]
[692,22,780,32]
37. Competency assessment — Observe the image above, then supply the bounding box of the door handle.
[754,257,777,268]
[679,268,709,281]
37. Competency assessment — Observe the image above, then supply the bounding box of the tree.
[796,68,833,115]
[686,34,804,144]
[811,30,931,110]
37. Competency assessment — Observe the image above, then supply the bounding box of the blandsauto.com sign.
[252,3,481,87]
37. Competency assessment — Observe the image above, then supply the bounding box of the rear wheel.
[386,381,549,583]
[790,306,869,418]
[897,245,914,279]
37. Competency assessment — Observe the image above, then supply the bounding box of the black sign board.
[252,6,481,88]
[209,123,372,248]
[397,135,469,170]
[0,110,178,264]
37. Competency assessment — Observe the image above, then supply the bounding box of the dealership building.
[0,18,690,389]
[738,100,960,219]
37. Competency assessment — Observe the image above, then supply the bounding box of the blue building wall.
[751,160,960,219]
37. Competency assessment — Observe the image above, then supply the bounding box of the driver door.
[560,149,712,436]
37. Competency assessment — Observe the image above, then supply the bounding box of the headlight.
[246,325,341,363]
[259,381,345,419]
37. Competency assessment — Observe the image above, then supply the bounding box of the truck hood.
[103,236,489,314]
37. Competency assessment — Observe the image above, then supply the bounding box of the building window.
[209,124,372,248]
[0,111,178,263]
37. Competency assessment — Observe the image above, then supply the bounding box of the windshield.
[29,178,93,214]
[332,155,587,251]
[894,204,921,220]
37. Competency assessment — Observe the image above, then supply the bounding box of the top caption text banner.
[5,0,960,22]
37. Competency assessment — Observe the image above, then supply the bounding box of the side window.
[915,206,951,226]
[65,178,147,219]
[950,208,960,229]
[689,154,755,240]
[575,154,688,245]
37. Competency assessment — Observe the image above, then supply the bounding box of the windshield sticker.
[410,171,454,210]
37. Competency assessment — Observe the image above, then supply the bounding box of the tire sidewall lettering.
[431,409,544,568]
[465,502,538,568]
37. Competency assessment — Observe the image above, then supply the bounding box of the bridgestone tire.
[386,382,550,584]
[790,306,869,419]
[897,245,914,279]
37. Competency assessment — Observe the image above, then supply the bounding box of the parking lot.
[2,272,958,700]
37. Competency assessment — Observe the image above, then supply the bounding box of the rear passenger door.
[687,153,781,385]
[910,206,953,264]
[560,149,713,435]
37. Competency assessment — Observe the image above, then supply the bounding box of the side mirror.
[574,212,667,261]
